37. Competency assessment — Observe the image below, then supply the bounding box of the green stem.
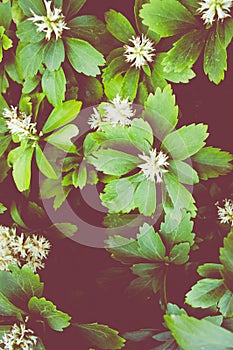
[163,268,168,308]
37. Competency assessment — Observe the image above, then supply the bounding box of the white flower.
[88,108,103,130]
[0,226,19,271]
[0,320,38,349]
[217,199,233,226]
[3,106,38,141]
[138,148,169,183]
[197,0,233,25]
[0,225,50,272]
[88,95,136,129]
[24,234,51,260]
[28,0,69,41]
[124,34,155,69]
[103,95,135,127]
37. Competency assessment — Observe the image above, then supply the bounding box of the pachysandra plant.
[106,210,195,301]
[185,230,233,318]
[0,95,81,192]
[0,0,232,349]
[85,85,232,219]
[140,0,233,83]
[16,0,106,106]
[124,302,233,349]
[0,1,22,94]
[0,264,125,349]
[103,6,195,104]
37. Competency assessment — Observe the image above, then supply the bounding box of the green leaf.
[220,232,233,292]
[134,180,156,216]
[80,76,103,104]
[45,124,78,153]
[16,20,45,43]
[162,29,206,72]
[197,263,223,279]
[46,223,77,239]
[0,0,12,29]
[103,74,124,101]
[185,278,226,308]
[35,145,58,179]
[19,95,32,115]
[0,291,24,317]
[66,38,105,77]
[40,178,71,210]
[83,133,99,156]
[104,9,136,43]
[42,100,82,133]
[75,163,87,189]
[144,85,178,140]
[36,339,46,350]
[10,201,28,229]
[153,53,196,84]
[165,313,233,350]
[169,242,190,264]
[4,52,23,84]
[160,210,195,246]
[106,235,143,264]
[9,146,34,192]
[0,156,9,183]
[179,0,200,14]
[169,160,199,185]
[0,93,8,115]
[192,147,233,180]
[42,67,66,107]
[130,263,164,295]
[64,0,86,19]
[68,15,106,43]
[0,134,11,157]
[128,118,153,153]
[0,265,44,309]
[0,203,6,214]
[140,0,198,37]
[164,173,196,217]
[101,178,136,213]
[22,76,40,94]
[44,38,65,71]
[76,322,126,349]
[88,149,139,176]
[162,123,209,160]
[120,68,140,101]
[219,290,233,318]
[19,42,44,78]
[0,68,9,93]
[134,0,151,33]
[204,25,227,84]
[18,0,45,17]
[221,18,233,47]
[28,297,71,332]
[102,56,128,83]
[137,223,166,261]
[2,33,12,51]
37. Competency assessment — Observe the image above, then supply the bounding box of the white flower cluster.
[138,148,169,183]
[28,0,69,41]
[197,0,233,25]
[217,199,233,226]
[0,320,38,350]
[88,94,136,130]
[3,106,38,141]
[124,34,155,69]
[0,225,51,272]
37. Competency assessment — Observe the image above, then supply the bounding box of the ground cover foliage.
[0,0,233,348]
